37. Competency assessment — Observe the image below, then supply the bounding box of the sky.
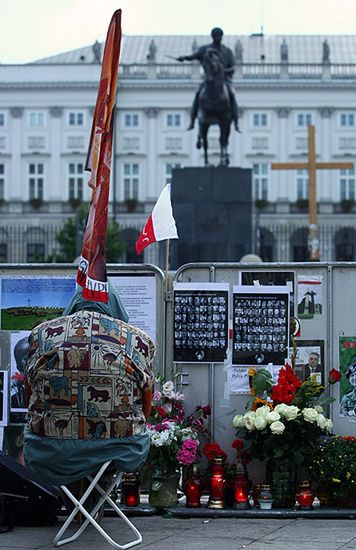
[1,0,355,64]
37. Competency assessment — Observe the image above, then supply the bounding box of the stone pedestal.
[170,167,252,269]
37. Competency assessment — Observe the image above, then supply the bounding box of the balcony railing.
[117,63,356,81]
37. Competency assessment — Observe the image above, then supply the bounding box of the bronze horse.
[196,48,235,166]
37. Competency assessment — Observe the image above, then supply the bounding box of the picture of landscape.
[0,277,76,330]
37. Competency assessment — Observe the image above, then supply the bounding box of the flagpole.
[165,239,170,291]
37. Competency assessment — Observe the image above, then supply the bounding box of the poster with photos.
[240,271,295,315]
[173,283,229,363]
[232,285,290,366]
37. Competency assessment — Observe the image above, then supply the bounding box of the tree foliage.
[50,203,126,263]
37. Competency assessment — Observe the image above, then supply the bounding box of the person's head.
[346,363,356,387]
[63,280,129,322]
[308,352,320,368]
[211,27,223,44]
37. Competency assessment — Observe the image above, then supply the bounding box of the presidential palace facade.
[1,33,356,265]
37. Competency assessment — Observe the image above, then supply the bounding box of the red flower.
[203,443,227,460]
[195,404,212,418]
[343,435,356,442]
[271,364,301,405]
[157,406,167,418]
[328,368,341,384]
[231,438,244,451]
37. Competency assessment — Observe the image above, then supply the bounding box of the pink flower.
[153,390,162,401]
[176,438,199,465]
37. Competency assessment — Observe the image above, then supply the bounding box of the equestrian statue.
[176,27,240,166]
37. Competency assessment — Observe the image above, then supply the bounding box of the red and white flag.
[136,184,178,254]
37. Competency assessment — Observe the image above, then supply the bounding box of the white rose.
[274,403,288,416]
[283,406,299,421]
[266,411,281,424]
[270,421,286,435]
[316,413,327,430]
[243,412,256,431]
[232,415,244,428]
[325,418,333,433]
[255,405,270,418]
[314,405,324,413]
[162,380,174,397]
[254,416,268,430]
[302,408,319,423]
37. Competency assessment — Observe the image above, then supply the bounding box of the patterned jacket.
[25,311,155,440]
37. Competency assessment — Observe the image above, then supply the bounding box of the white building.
[1,33,356,264]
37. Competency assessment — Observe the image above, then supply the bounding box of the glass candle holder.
[183,463,202,508]
[207,457,225,509]
[232,462,251,509]
[296,480,314,510]
[121,473,140,507]
[259,484,273,510]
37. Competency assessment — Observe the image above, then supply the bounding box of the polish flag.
[136,184,178,254]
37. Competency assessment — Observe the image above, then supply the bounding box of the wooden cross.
[271,125,353,259]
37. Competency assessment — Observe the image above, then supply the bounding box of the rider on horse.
[177,27,239,132]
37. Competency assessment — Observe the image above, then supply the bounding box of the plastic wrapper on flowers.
[145,377,211,475]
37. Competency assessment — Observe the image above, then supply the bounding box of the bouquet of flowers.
[146,378,211,474]
[232,364,340,468]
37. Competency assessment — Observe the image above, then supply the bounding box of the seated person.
[23,281,155,489]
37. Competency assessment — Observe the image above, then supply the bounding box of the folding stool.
[54,460,142,549]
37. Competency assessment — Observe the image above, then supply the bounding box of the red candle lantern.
[296,480,314,510]
[231,462,251,509]
[207,457,225,509]
[183,463,203,508]
[121,473,140,507]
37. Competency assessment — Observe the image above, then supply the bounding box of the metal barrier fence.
[0,224,144,264]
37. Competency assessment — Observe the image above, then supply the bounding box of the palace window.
[252,113,268,127]
[253,163,269,200]
[296,113,313,127]
[296,169,309,200]
[123,163,139,200]
[0,112,5,127]
[28,163,44,200]
[340,168,355,200]
[124,113,139,127]
[28,111,46,128]
[340,113,356,127]
[166,113,182,128]
[0,164,4,200]
[68,111,84,126]
[339,137,356,150]
[68,162,84,200]
[165,163,181,185]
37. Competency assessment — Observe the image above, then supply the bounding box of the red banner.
[77,10,122,302]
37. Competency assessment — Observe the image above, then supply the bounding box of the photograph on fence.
[297,275,323,319]
[10,331,30,414]
[0,370,9,427]
[240,271,295,315]
[339,337,356,418]
[173,282,229,363]
[294,339,325,385]
[232,286,290,366]
[0,276,76,330]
